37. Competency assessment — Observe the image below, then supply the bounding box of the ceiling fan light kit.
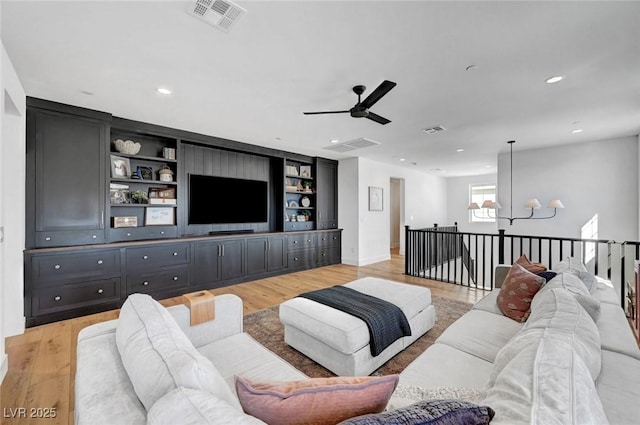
[468,140,564,225]
[304,80,397,125]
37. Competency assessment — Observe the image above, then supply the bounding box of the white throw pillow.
[484,328,608,425]
[541,273,601,322]
[552,256,598,293]
[115,294,240,411]
[147,387,266,425]
[524,288,601,379]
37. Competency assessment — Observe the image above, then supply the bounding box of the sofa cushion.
[541,273,601,322]
[436,309,522,362]
[472,290,502,315]
[596,350,640,425]
[147,387,265,425]
[235,375,398,425]
[552,256,598,292]
[115,294,240,411]
[597,302,640,360]
[591,276,620,305]
[338,399,495,425]
[522,288,601,379]
[496,263,546,322]
[483,329,608,425]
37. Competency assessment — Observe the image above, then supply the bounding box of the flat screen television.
[189,174,268,224]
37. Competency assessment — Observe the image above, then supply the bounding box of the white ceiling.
[2,1,639,177]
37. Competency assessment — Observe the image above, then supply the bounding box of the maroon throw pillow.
[497,263,546,322]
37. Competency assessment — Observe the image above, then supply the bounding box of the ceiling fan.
[303,80,397,125]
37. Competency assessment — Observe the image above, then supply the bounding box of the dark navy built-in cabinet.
[24,98,340,326]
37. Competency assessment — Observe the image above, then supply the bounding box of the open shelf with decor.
[284,159,316,231]
[108,128,179,241]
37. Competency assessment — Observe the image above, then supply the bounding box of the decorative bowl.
[114,139,141,155]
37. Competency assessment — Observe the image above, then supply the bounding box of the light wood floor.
[1,250,487,425]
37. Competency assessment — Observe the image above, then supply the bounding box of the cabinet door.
[246,238,268,276]
[267,235,288,272]
[316,158,338,229]
[220,239,245,280]
[192,242,222,284]
[30,109,107,246]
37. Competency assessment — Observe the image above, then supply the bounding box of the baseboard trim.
[1,353,7,385]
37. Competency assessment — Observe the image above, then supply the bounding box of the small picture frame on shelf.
[300,165,312,178]
[137,166,153,180]
[110,155,131,178]
[145,207,175,226]
[110,188,130,204]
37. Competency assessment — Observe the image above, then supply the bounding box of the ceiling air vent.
[188,0,246,33]
[422,125,447,134]
[323,137,381,153]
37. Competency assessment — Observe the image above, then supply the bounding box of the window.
[581,214,598,264]
[469,184,496,223]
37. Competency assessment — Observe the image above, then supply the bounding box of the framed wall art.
[369,186,383,211]
[110,155,131,178]
[145,207,175,225]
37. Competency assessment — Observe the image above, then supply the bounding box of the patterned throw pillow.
[515,254,548,274]
[496,263,546,322]
[235,375,398,425]
[338,399,495,425]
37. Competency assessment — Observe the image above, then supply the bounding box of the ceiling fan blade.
[303,110,350,115]
[359,80,397,109]
[367,112,391,125]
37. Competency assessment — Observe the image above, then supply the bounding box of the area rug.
[243,295,473,377]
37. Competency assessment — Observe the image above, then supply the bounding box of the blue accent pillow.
[537,271,558,282]
[338,399,494,425]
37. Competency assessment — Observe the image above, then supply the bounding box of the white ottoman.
[279,277,436,376]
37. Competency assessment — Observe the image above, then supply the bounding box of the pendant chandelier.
[468,140,564,225]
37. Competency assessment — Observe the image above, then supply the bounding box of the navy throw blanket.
[298,285,412,357]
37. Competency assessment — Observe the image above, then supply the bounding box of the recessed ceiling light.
[545,75,565,84]
[330,139,339,144]
[456,148,464,152]
[485,165,492,168]
[571,129,584,134]
[399,158,406,162]
[157,87,172,95]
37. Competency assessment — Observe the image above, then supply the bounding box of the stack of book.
[149,187,176,205]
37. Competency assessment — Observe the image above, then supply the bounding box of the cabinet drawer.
[126,243,189,269]
[288,233,315,250]
[126,266,189,295]
[110,226,177,242]
[31,249,120,286]
[285,221,314,231]
[35,230,105,248]
[288,249,315,269]
[317,247,341,266]
[318,232,341,247]
[32,278,120,316]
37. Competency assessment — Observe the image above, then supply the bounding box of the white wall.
[447,174,498,234]
[1,39,27,384]
[497,137,638,241]
[339,157,447,266]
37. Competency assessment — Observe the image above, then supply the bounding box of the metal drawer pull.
[97,260,103,265]
[54,296,61,301]
[126,233,131,237]
[97,289,104,294]
[323,253,327,256]
[307,239,311,243]
[92,235,97,239]
[293,240,298,244]
[45,237,51,241]
[172,276,178,281]
[172,252,178,256]
[293,257,299,261]
[160,231,165,235]
[142,281,149,286]
[333,236,337,240]
[54,265,61,270]
[143,255,148,260]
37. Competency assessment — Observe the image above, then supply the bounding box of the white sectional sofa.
[392,261,640,425]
